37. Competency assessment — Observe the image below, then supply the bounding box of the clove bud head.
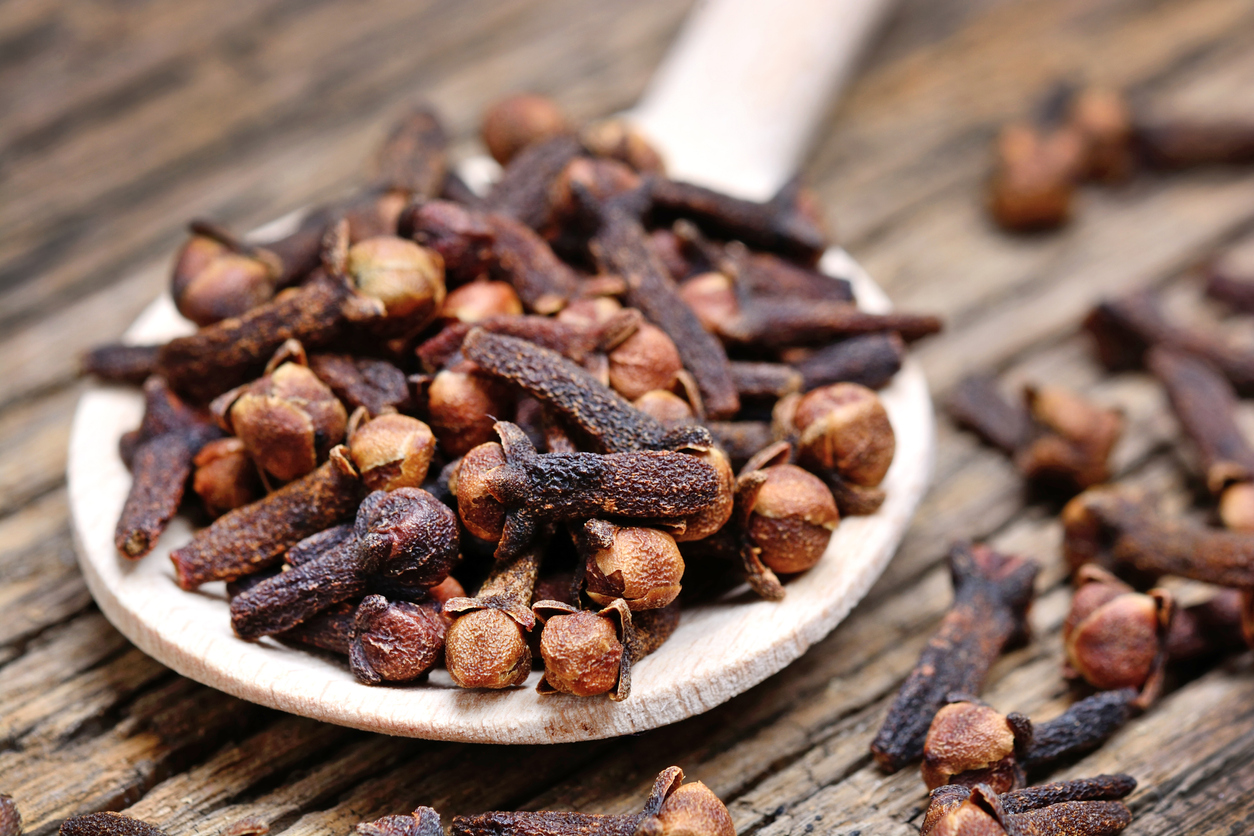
[444,608,531,689]
[172,232,277,326]
[191,436,263,517]
[355,487,460,588]
[214,359,348,483]
[442,280,523,323]
[347,411,436,492]
[350,594,447,685]
[636,781,735,836]
[538,609,624,697]
[922,702,1020,792]
[455,441,509,542]
[480,93,571,165]
[426,368,515,457]
[678,272,738,334]
[633,390,696,426]
[793,383,895,487]
[580,117,666,173]
[607,323,684,401]
[673,446,734,542]
[1064,567,1171,694]
[583,522,685,611]
[745,464,840,575]
[348,236,446,335]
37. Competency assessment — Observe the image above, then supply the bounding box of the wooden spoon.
[67,0,929,744]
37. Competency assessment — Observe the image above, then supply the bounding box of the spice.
[343,410,436,492]
[1063,565,1172,705]
[421,364,517,458]
[921,775,1135,836]
[460,421,719,560]
[738,459,839,580]
[1,795,19,836]
[727,361,803,401]
[486,135,585,231]
[921,690,1136,792]
[371,105,448,198]
[705,421,775,470]
[1136,117,1254,169]
[171,221,285,327]
[192,437,263,517]
[791,382,896,488]
[170,453,366,589]
[716,297,942,348]
[946,374,1034,455]
[307,353,413,416]
[356,808,443,836]
[650,176,827,264]
[349,594,448,684]
[230,488,458,638]
[793,333,905,391]
[116,377,222,558]
[870,542,1038,772]
[442,280,525,322]
[443,544,543,689]
[581,117,665,174]
[59,813,167,836]
[416,310,640,372]
[1166,588,1247,660]
[81,342,160,385]
[1062,486,1254,587]
[986,119,1084,232]
[578,520,685,610]
[589,203,740,418]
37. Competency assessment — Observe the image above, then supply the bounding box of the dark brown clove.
[578,520,685,610]
[171,222,285,327]
[1148,346,1254,525]
[307,353,413,416]
[1204,246,1254,313]
[1,794,19,836]
[1062,486,1254,587]
[482,94,572,166]
[727,361,802,401]
[486,134,585,232]
[1166,588,1247,661]
[59,813,167,836]
[717,296,943,347]
[1085,288,1254,393]
[607,323,683,401]
[650,176,828,264]
[81,342,161,385]
[349,594,448,685]
[278,603,356,655]
[170,453,366,589]
[416,309,639,372]
[230,488,458,638]
[1015,384,1123,490]
[1136,117,1254,169]
[192,437,264,517]
[589,203,740,418]
[946,374,1034,455]
[921,775,1135,836]
[1063,565,1173,705]
[356,807,443,836]
[736,456,839,583]
[285,523,356,566]
[986,120,1084,232]
[371,105,448,198]
[443,543,543,689]
[793,333,905,391]
[462,328,707,453]
[871,542,1038,771]
[705,421,775,470]
[116,377,222,558]
[729,244,854,303]
[462,421,719,559]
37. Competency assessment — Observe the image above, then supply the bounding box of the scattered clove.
[871,542,1038,772]
[486,135,584,231]
[921,774,1135,836]
[356,807,443,836]
[1136,117,1254,169]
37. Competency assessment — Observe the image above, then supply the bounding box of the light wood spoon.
[67,0,928,744]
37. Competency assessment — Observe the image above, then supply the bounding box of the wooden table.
[4,0,1254,833]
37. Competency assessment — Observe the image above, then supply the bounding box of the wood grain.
[6,0,1254,833]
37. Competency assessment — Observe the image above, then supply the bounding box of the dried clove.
[793,333,905,391]
[343,410,436,492]
[1062,486,1254,587]
[459,421,719,559]
[1166,588,1247,661]
[716,296,942,348]
[1204,246,1254,313]
[588,203,739,418]
[1136,117,1254,169]
[1085,289,1254,393]
[871,542,1038,771]
[581,117,666,174]
[403,200,579,314]
[607,323,684,401]
[705,421,775,470]
[578,520,685,610]
[211,343,348,483]
[192,437,264,517]
[946,374,1034,455]
[922,690,1136,792]
[1148,346,1254,526]
[986,119,1084,232]
[170,453,366,589]
[82,342,161,385]
[443,543,543,689]
[462,328,706,453]
[650,176,828,264]
[356,807,443,836]
[634,390,697,426]
[921,775,1135,836]
[441,280,524,322]
[735,452,840,589]
[419,363,517,458]
[371,105,448,198]
[791,382,896,488]
[1,795,19,836]
[230,488,458,638]
[116,377,222,558]
[1063,565,1173,705]
[481,93,572,166]
[278,603,356,655]
[171,221,286,327]
[349,594,448,684]
[1070,86,1136,182]
[59,813,167,836]
[416,309,639,372]
[486,134,585,232]
[727,361,802,401]
[307,353,413,416]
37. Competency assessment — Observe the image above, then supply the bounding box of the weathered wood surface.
[3,0,1254,833]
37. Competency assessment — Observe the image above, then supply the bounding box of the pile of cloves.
[987,82,1254,231]
[53,767,735,836]
[83,92,941,697]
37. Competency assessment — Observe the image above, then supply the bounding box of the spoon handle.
[629,0,898,200]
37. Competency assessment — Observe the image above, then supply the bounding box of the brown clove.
[921,775,1135,836]
[349,594,448,685]
[870,542,1038,771]
[578,520,685,610]
[792,332,905,391]
[81,342,161,386]
[1136,117,1254,169]
[356,807,443,836]
[307,353,413,416]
